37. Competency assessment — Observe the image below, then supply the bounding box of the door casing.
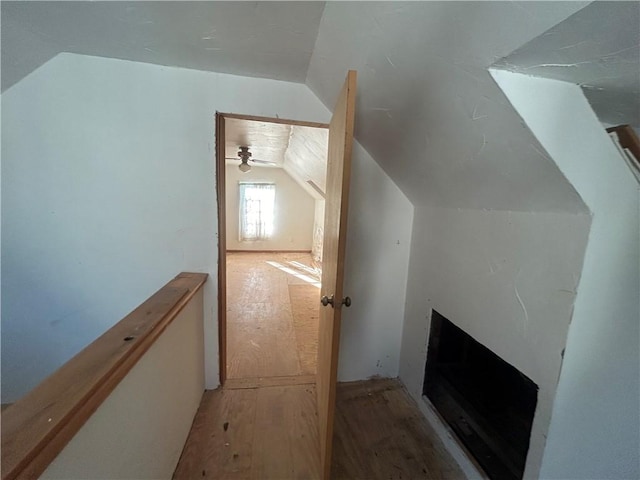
[215,112,329,385]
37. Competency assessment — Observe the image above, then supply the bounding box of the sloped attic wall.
[306,1,589,213]
[305,3,597,478]
[493,70,639,480]
[1,53,413,402]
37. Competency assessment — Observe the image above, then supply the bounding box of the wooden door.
[316,70,357,480]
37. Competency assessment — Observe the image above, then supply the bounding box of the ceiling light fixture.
[238,146,252,173]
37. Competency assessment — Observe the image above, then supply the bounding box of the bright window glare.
[239,183,275,241]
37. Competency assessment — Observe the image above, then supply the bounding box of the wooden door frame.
[215,111,329,385]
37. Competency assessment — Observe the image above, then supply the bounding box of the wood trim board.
[1,273,208,480]
[226,250,312,254]
[220,112,329,129]
[224,375,316,390]
[216,112,228,386]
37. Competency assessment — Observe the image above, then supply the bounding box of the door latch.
[320,295,351,308]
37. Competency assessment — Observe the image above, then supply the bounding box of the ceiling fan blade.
[252,158,278,165]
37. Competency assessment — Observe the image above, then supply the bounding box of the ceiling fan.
[226,146,277,173]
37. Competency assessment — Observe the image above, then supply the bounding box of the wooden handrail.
[1,272,208,480]
[607,124,640,172]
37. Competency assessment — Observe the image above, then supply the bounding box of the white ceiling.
[306,2,591,211]
[4,1,637,212]
[1,1,325,92]
[493,1,640,128]
[225,118,291,168]
[224,117,327,200]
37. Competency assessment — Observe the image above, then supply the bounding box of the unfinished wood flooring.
[174,378,464,480]
[226,252,320,379]
[332,379,465,480]
[173,382,320,480]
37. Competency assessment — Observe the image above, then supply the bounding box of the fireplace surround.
[423,310,538,480]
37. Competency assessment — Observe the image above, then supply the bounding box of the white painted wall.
[399,207,591,478]
[492,70,640,480]
[41,290,204,479]
[312,199,325,263]
[1,53,414,401]
[339,141,413,381]
[1,53,328,401]
[225,166,314,251]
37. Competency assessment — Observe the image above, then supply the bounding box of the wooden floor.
[173,380,320,480]
[177,252,463,479]
[173,378,464,480]
[226,252,320,379]
[332,379,465,480]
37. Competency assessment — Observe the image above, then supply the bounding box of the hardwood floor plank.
[225,375,316,390]
[251,385,320,480]
[175,378,464,480]
[331,379,465,480]
[227,302,301,378]
[226,252,319,379]
[288,284,320,375]
[173,388,257,480]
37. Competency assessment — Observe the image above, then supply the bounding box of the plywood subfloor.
[332,379,465,480]
[173,381,320,480]
[226,252,320,379]
[174,378,464,480]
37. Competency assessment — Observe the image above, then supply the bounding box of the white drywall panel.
[225,166,315,251]
[2,52,414,401]
[283,125,328,199]
[311,199,325,263]
[1,1,326,91]
[41,290,204,479]
[0,53,328,401]
[339,141,413,381]
[399,206,591,478]
[492,70,640,480]
[307,2,589,212]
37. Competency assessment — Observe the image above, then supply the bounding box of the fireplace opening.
[423,310,538,480]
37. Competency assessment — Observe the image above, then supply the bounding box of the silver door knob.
[320,295,334,307]
[320,295,351,308]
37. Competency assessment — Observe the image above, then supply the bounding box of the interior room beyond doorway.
[226,251,320,379]
[221,114,329,383]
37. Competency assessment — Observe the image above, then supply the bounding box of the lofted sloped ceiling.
[1,1,325,92]
[225,118,291,168]
[225,117,327,200]
[306,1,592,212]
[6,1,633,213]
[492,1,640,129]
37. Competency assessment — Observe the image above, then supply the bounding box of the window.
[239,183,276,241]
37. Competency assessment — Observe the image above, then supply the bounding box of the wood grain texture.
[221,112,329,129]
[174,378,463,480]
[1,272,208,480]
[251,385,320,480]
[332,379,465,480]
[173,388,257,479]
[224,375,315,390]
[217,112,228,385]
[288,285,320,375]
[226,252,319,379]
[317,70,357,480]
[174,384,320,480]
[607,124,640,169]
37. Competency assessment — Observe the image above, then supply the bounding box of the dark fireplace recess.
[423,310,538,480]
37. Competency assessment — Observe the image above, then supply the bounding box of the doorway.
[216,113,329,385]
